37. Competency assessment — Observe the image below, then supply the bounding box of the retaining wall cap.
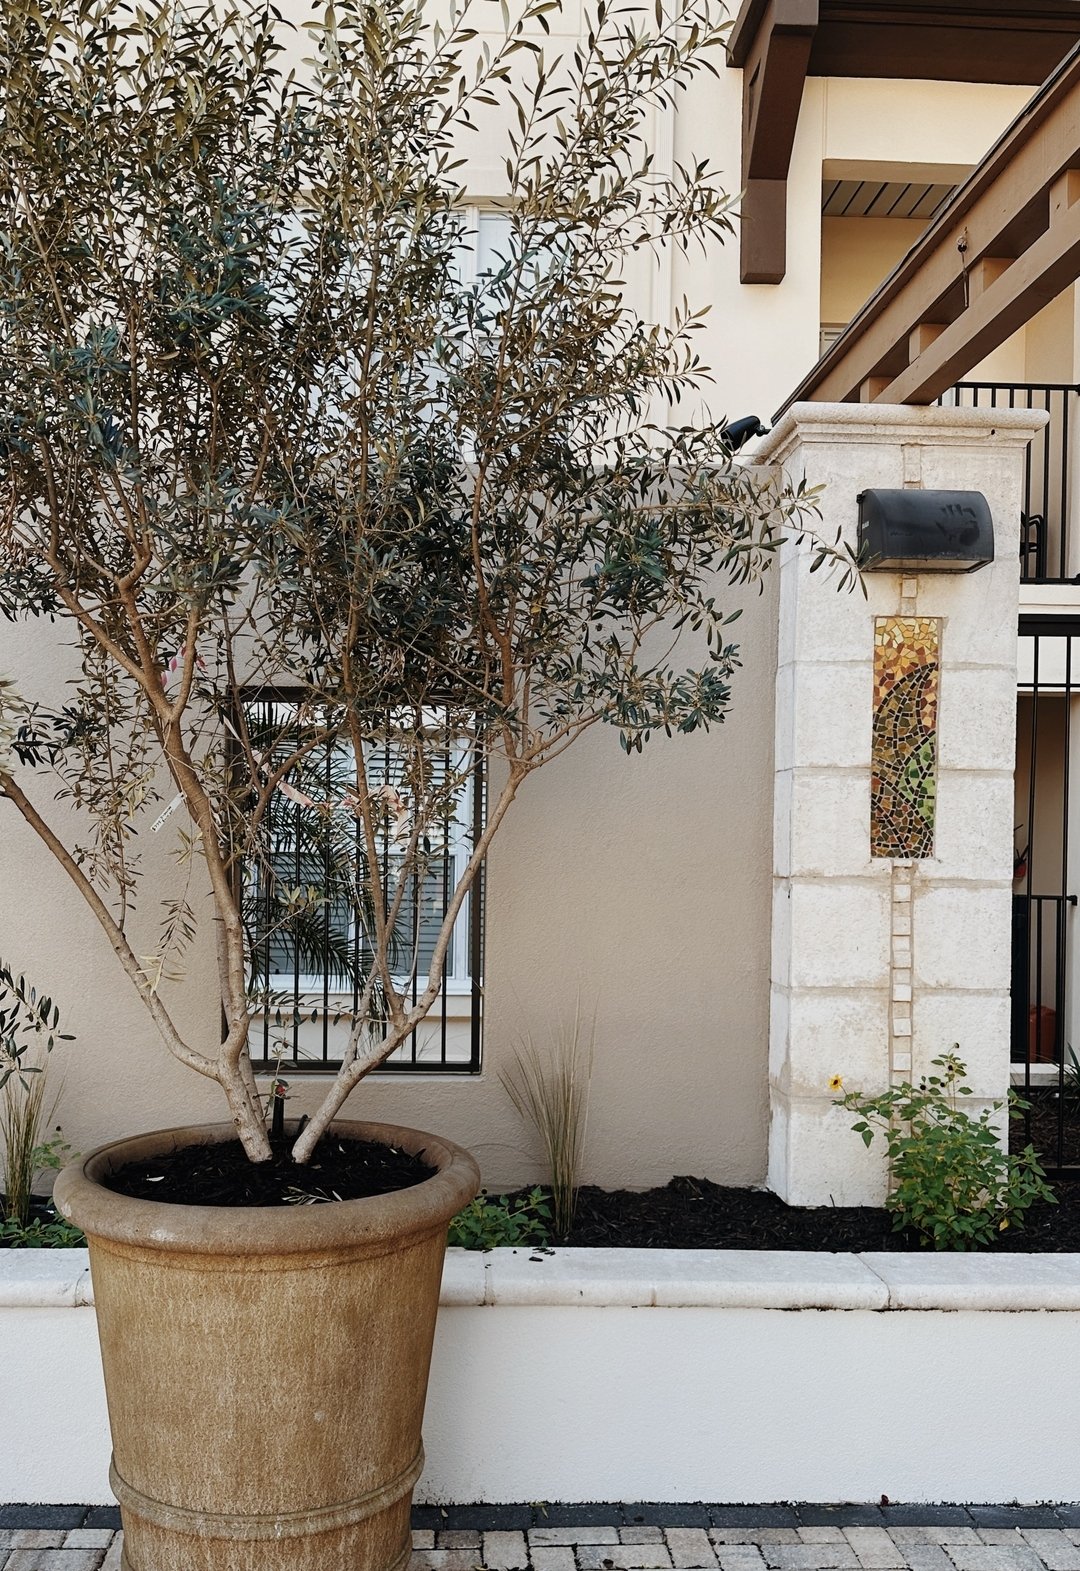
[480,1247,889,1309]
[440,1249,487,1305]
[857,1252,1080,1311]
[7,1247,1080,1312]
[0,1248,92,1307]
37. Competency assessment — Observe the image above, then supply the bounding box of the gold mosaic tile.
[871,616,939,859]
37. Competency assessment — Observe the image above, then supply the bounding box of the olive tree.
[0,0,843,1164]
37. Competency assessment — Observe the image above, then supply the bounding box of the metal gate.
[1014,616,1080,1171]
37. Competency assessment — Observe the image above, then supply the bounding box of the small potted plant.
[0,0,834,1561]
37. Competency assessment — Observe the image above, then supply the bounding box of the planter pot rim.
[52,1119,480,1258]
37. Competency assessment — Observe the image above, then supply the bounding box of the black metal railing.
[940,382,1080,582]
[1014,617,1080,1172]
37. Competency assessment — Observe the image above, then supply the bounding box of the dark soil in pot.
[103,1133,435,1207]
[507,1172,1080,1252]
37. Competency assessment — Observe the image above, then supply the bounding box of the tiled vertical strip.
[890,863,913,1077]
[891,576,918,1081]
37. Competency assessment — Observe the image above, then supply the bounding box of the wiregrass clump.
[500,1003,594,1237]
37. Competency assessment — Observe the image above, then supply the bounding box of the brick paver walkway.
[6,1511,1080,1571]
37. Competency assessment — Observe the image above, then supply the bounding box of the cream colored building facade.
[3,5,1079,1193]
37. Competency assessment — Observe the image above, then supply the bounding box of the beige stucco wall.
[0,576,778,1190]
[820,217,927,329]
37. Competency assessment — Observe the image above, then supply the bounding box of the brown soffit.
[776,41,1080,413]
[727,0,1080,285]
[729,0,1080,84]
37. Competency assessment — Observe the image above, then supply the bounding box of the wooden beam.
[809,3,1080,87]
[736,0,818,284]
[778,44,1080,412]
[908,322,945,358]
[741,179,790,285]
[881,194,1080,403]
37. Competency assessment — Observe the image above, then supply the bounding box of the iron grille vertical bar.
[290,781,300,1060]
[322,729,331,1066]
[262,697,272,1064]
[1058,635,1073,1166]
[470,739,484,1073]
[1061,389,1071,578]
[1024,635,1040,1127]
[440,711,451,1067]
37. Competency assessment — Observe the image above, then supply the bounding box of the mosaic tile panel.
[871,616,940,859]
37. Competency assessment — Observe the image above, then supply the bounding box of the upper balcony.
[727,0,1080,284]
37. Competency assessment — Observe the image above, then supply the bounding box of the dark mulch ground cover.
[105,1133,434,1207]
[1012,1091,1080,1168]
[516,1171,1080,1252]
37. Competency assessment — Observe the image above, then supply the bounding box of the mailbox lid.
[858,488,994,569]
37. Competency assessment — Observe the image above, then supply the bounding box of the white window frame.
[247,712,479,1006]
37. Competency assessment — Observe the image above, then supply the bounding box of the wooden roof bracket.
[732,0,819,284]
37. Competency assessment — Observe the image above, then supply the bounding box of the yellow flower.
[828,1074,844,1093]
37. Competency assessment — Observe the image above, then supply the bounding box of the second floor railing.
[939,382,1080,583]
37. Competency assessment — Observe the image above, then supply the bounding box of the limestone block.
[779,558,894,668]
[783,989,891,1097]
[788,880,891,990]
[768,986,790,1082]
[773,662,796,774]
[771,883,793,992]
[912,885,1012,992]
[787,768,874,878]
[929,771,1014,882]
[910,991,1011,1100]
[767,1091,888,1207]
[781,662,874,770]
[916,570,1020,667]
[937,665,1018,772]
[773,768,793,880]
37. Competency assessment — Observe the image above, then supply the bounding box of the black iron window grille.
[240,696,484,1074]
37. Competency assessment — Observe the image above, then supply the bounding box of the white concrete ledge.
[477,1247,890,1309]
[8,1246,1080,1313]
[858,1251,1080,1311]
[0,1248,93,1307]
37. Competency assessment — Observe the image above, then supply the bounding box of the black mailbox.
[857,489,994,573]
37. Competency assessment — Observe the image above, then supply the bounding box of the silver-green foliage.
[837,1052,1056,1250]
[0,0,847,1161]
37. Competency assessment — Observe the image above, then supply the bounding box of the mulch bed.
[104,1133,434,1207]
[513,1171,1080,1252]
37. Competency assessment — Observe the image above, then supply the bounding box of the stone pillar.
[758,402,1047,1206]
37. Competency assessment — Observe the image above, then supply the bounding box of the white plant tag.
[150,793,184,833]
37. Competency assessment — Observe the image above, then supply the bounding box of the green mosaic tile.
[871,616,939,859]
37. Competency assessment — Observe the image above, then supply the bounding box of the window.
[242,699,484,1074]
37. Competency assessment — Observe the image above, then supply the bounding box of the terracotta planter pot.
[53,1120,480,1571]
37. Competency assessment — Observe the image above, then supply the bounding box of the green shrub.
[0,1206,84,1248]
[448,1188,551,1251]
[836,1050,1056,1249]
